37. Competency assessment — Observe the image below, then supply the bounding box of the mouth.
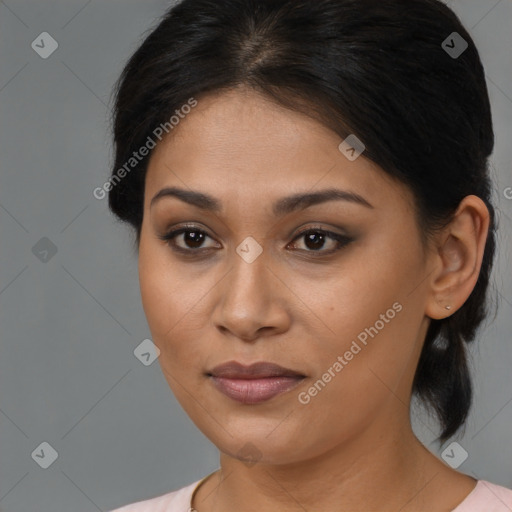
[206,361,306,405]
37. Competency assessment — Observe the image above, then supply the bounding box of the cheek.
[299,232,424,390]
[139,246,169,335]
[138,240,189,348]
[301,250,406,343]
[138,240,216,369]
[291,301,419,449]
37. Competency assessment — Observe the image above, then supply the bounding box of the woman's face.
[139,87,434,465]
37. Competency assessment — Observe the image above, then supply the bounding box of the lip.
[207,361,306,404]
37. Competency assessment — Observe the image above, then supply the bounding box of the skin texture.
[138,86,489,511]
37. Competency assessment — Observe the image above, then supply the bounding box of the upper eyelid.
[164,223,344,237]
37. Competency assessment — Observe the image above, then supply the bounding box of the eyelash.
[157,224,353,258]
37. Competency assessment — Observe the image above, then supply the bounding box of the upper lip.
[208,361,305,379]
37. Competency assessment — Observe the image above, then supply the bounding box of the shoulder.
[453,480,512,511]
[108,479,201,512]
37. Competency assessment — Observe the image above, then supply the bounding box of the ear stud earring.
[445,305,452,310]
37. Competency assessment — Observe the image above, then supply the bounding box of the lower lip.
[210,376,304,404]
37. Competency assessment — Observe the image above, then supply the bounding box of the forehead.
[144,87,413,216]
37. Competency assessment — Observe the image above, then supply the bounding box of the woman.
[108,0,512,510]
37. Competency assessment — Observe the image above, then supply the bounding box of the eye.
[287,227,353,255]
[157,225,219,254]
[158,225,353,257]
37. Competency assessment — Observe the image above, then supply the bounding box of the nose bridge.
[213,238,286,338]
[226,239,270,308]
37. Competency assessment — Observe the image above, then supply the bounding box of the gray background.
[0,1,511,511]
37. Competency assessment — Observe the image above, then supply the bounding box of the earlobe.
[424,195,490,320]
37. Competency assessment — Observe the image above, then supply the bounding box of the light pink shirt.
[110,477,512,511]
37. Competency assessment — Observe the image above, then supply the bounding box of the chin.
[197,415,315,465]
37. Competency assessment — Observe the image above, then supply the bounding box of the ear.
[425,195,490,320]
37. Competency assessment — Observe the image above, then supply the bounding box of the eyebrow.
[150,186,373,215]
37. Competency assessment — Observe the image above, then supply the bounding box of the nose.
[211,248,291,342]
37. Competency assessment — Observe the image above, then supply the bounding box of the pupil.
[306,232,324,250]
[185,231,204,248]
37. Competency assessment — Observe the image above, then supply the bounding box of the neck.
[195,412,447,512]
